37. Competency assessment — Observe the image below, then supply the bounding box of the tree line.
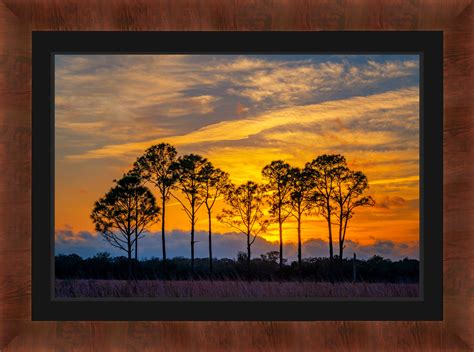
[55,253,419,283]
[91,143,375,279]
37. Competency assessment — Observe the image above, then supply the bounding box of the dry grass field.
[55,279,419,298]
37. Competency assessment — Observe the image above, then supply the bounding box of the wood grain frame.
[0,1,472,350]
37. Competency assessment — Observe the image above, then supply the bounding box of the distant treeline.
[55,252,419,283]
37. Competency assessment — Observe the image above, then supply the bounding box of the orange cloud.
[66,87,418,160]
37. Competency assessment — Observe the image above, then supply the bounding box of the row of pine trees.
[91,143,374,279]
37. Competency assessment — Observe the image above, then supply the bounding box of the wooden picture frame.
[32,31,442,321]
[0,0,472,350]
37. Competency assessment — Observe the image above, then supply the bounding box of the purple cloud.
[55,229,419,261]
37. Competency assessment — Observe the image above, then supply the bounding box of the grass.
[55,279,419,298]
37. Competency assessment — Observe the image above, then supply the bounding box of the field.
[55,279,419,298]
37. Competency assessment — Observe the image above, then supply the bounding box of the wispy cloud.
[66,87,418,160]
[55,55,418,156]
[370,175,419,185]
[225,58,418,105]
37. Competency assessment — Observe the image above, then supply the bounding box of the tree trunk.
[127,239,132,280]
[337,241,344,281]
[247,232,251,280]
[352,252,357,283]
[340,217,349,264]
[208,209,213,277]
[134,200,138,262]
[162,195,167,263]
[297,204,302,273]
[135,237,138,261]
[134,192,138,273]
[327,204,334,261]
[338,207,344,266]
[278,206,283,271]
[134,236,138,280]
[191,199,195,277]
[339,241,344,264]
[327,202,334,282]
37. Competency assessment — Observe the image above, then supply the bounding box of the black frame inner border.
[32,31,443,321]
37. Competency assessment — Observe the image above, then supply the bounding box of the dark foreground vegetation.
[55,252,419,283]
[56,279,419,298]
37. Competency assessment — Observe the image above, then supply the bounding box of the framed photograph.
[32,31,443,321]
[2,1,473,350]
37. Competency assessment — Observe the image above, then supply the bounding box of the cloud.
[56,229,96,243]
[55,229,419,261]
[370,176,419,186]
[262,129,399,148]
[66,87,418,161]
[345,239,419,259]
[132,95,220,119]
[56,55,418,160]
[363,60,418,78]
[225,58,418,105]
[375,196,408,209]
[227,62,344,103]
[211,57,277,72]
[235,102,249,115]
[55,55,220,150]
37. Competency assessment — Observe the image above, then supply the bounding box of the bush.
[55,252,419,283]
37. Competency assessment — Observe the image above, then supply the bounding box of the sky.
[55,54,420,260]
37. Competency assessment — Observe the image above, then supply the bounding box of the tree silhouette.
[86,144,381,283]
[333,169,375,263]
[306,154,347,269]
[171,154,209,275]
[288,166,316,272]
[218,181,269,277]
[133,143,177,264]
[199,163,230,276]
[90,174,160,279]
[124,169,143,262]
[260,251,280,264]
[262,160,293,271]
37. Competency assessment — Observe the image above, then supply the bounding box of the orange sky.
[55,54,419,252]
